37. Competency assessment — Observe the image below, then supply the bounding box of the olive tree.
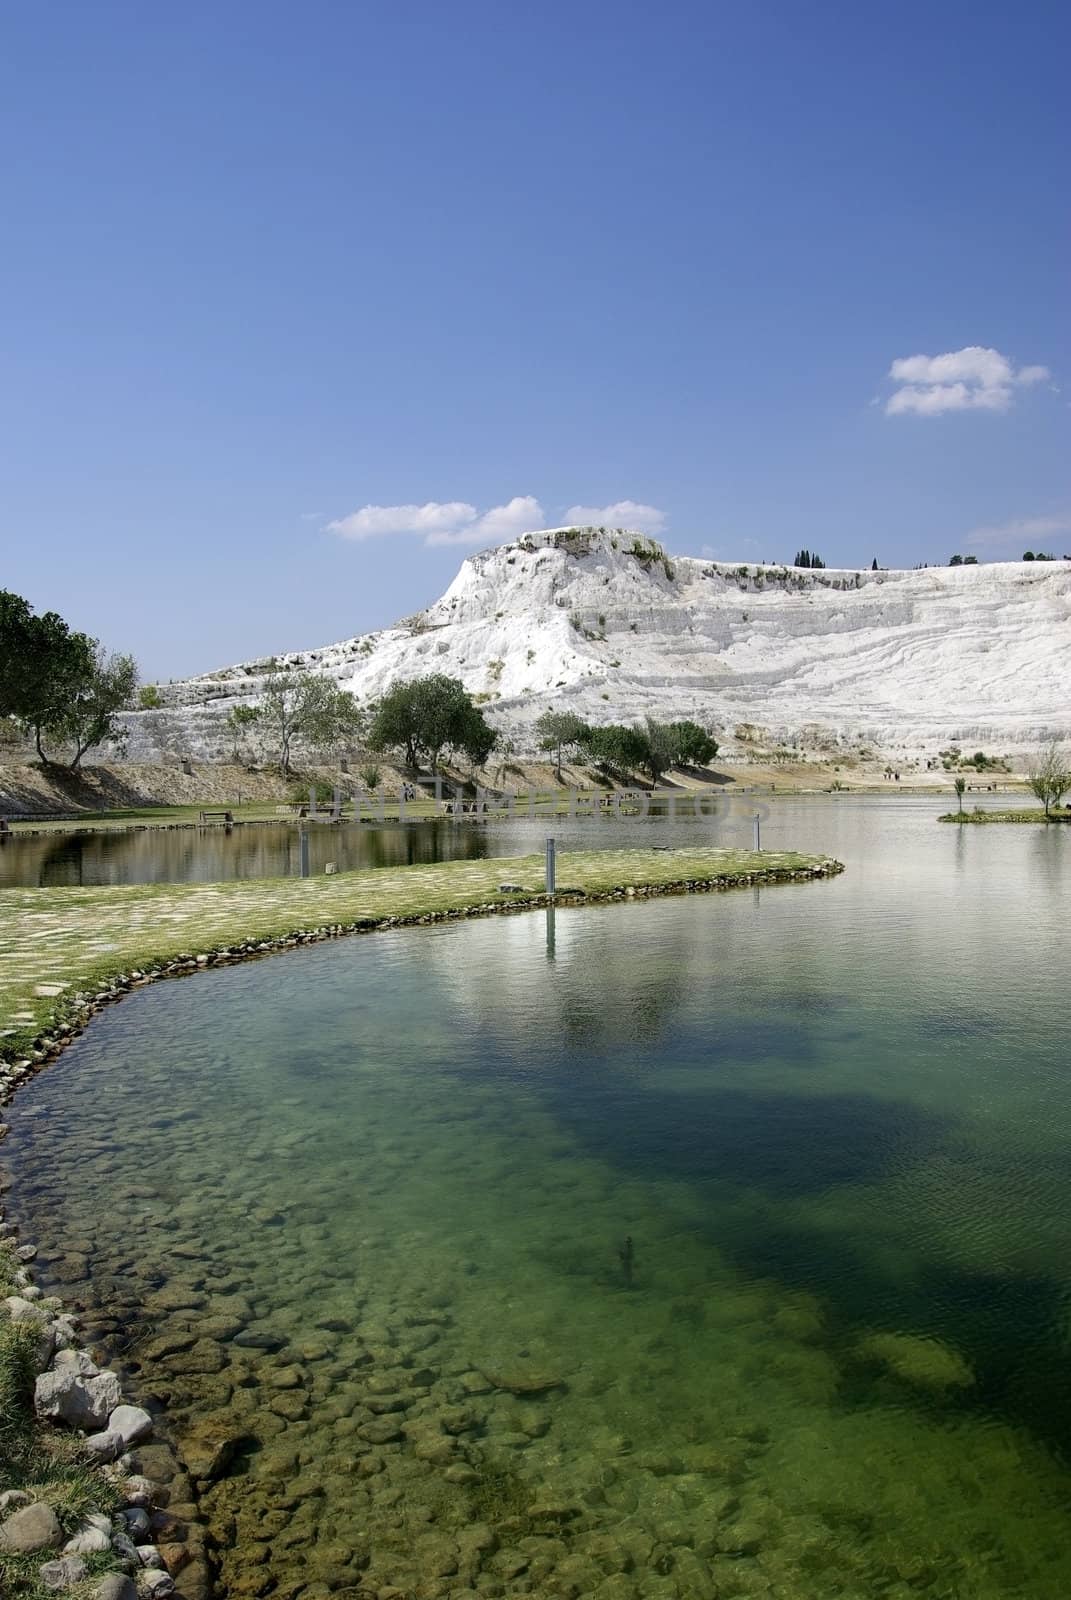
[57,647,139,768]
[1027,741,1071,816]
[535,711,590,776]
[257,666,363,773]
[366,674,497,771]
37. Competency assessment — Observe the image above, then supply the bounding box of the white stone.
[38,1555,88,1591]
[34,1366,122,1430]
[0,1501,62,1553]
[52,1348,98,1376]
[83,1429,125,1463]
[3,1295,50,1325]
[138,1572,175,1599]
[64,1525,113,1555]
[108,1405,153,1446]
[96,1578,137,1600]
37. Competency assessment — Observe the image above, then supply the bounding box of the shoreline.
[1,848,843,1071]
[938,808,1068,825]
[0,848,843,1599]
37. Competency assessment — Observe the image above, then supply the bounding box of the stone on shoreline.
[34,1365,123,1430]
[39,1555,88,1591]
[109,1404,154,1445]
[0,1501,62,1553]
[83,1428,125,1463]
[95,1578,137,1600]
[63,1523,113,1555]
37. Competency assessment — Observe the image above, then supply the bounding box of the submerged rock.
[233,1329,285,1352]
[856,1330,974,1391]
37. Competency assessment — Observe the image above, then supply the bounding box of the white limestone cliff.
[121,527,1070,763]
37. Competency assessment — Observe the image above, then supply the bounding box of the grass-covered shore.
[938,807,1071,824]
[0,847,840,1067]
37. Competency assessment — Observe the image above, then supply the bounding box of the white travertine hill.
[122,527,1070,762]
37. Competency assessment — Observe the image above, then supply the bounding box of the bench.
[198,810,234,824]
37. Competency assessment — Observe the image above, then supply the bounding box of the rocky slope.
[121,528,1071,762]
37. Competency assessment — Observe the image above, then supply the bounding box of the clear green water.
[4,800,1070,1598]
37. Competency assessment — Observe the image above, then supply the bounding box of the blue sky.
[1,1,1067,679]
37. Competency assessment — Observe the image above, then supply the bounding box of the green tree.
[226,703,263,763]
[1027,741,1070,816]
[535,710,590,776]
[0,590,37,719]
[641,720,677,784]
[581,723,650,782]
[665,719,719,767]
[1,591,96,760]
[367,674,497,771]
[793,550,826,569]
[259,666,363,773]
[55,647,139,768]
[138,684,163,709]
[949,554,964,566]
[953,776,966,810]
[637,719,720,783]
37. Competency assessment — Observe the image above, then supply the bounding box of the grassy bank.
[0,847,839,1066]
[938,807,1071,824]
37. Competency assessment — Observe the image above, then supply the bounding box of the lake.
[0,788,1027,888]
[4,798,1069,1598]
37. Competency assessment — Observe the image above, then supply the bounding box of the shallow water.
[4,799,1070,1598]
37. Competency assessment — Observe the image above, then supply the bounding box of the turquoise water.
[4,800,1070,1598]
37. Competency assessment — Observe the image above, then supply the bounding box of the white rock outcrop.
[120,527,1071,762]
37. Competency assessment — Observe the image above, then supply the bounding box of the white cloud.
[325,497,548,549]
[965,514,1071,554]
[326,501,478,542]
[426,496,545,547]
[884,346,1050,416]
[561,500,667,534]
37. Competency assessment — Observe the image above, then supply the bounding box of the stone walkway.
[0,847,825,1059]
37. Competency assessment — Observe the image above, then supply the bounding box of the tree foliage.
[792,550,826,569]
[366,674,497,771]
[255,666,364,773]
[1,588,137,765]
[1027,740,1070,816]
[664,719,719,768]
[570,716,719,783]
[535,710,589,775]
[579,723,650,782]
[57,647,139,768]
[638,719,720,782]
